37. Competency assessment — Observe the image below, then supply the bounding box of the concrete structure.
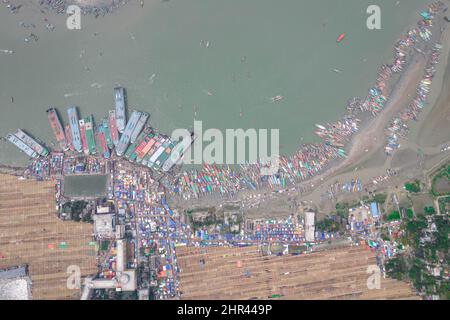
[116,239,125,272]
[0,265,27,279]
[304,211,315,242]
[93,213,116,239]
[138,289,150,300]
[349,206,370,222]
[81,234,136,299]
[0,266,32,300]
[96,204,112,214]
[348,206,371,232]
[370,202,379,218]
[115,224,125,239]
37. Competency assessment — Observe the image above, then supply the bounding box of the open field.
[177,245,419,300]
[0,174,97,300]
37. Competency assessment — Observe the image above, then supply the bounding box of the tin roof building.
[305,211,315,242]
[0,266,32,300]
[370,202,379,218]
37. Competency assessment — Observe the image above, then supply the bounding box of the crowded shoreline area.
[38,0,130,17]
[165,1,450,202]
[1,1,449,300]
[1,1,448,203]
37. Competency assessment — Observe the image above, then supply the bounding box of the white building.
[81,237,136,299]
[93,213,116,239]
[305,211,315,242]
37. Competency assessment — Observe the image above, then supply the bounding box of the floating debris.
[0,49,14,55]
[271,95,283,102]
[38,0,131,16]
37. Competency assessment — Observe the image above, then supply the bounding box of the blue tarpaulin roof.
[370,202,379,217]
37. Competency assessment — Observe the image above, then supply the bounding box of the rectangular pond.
[64,174,108,198]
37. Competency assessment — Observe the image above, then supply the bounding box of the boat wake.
[90,82,104,89]
[63,92,83,98]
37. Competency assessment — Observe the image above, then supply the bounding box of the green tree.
[404,180,421,193]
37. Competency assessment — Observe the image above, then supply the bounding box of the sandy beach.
[1,0,447,210]
[300,17,450,191]
[318,56,426,179]
[286,18,450,212]
[416,43,450,146]
[195,15,450,217]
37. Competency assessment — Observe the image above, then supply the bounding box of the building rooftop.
[304,211,315,242]
[93,213,116,238]
[370,202,379,218]
[0,266,32,300]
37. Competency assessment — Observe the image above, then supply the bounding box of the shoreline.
[167,2,449,202]
[2,1,448,205]
[165,2,450,207]
[312,55,427,185]
[415,27,450,148]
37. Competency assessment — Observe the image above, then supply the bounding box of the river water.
[0,0,430,165]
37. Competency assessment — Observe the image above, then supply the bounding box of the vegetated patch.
[100,240,110,251]
[362,193,387,204]
[316,215,346,234]
[424,206,435,215]
[60,200,94,222]
[410,193,434,215]
[334,200,360,219]
[433,176,450,195]
[431,163,450,196]
[406,208,414,219]
[386,210,449,299]
[404,180,421,193]
[387,210,401,221]
[438,196,450,214]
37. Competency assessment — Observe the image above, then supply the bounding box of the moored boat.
[115,110,142,157]
[114,87,127,133]
[47,107,68,151]
[148,139,171,168]
[108,110,120,147]
[96,127,110,159]
[135,134,156,161]
[65,124,75,151]
[124,128,150,160]
[67,106,82,152]
[6,133,38,158]
[130,112,149,144]
[153,142,176,169]
[79,119,89,155]
[315,124,327,130]
[102,118,114,150]
[84,115,97,155]
[162,132,196,172]
[14,129,49,157]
